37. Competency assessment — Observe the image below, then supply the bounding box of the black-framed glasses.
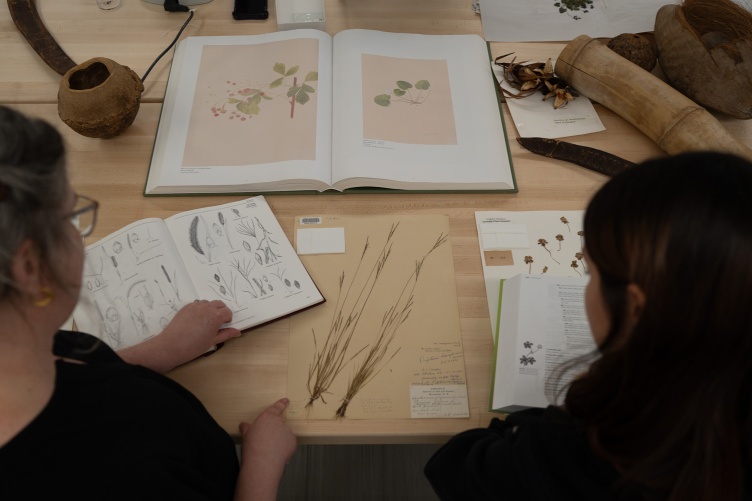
[67,194,99,237]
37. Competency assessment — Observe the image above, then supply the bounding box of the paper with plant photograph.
[287,214,469,420]
[183,39,320,167]
[362,54,457,145]
[492,62,604,139]
[475,210,588,340]
[479,0,674,41]
[331,29,513,191]
[492,274,593,411]
[148,30,333,192]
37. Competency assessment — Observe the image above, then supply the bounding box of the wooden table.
[2,0,750,443]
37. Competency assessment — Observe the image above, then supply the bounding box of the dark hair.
[0,105,71,299]
[565,152,752,500]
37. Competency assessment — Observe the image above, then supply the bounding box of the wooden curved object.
[8,0,76,75]
[655,4,752,120]
[555,35,752,162]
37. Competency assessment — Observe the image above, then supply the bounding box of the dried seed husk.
[606,33,658,72]
[655,1,752,119]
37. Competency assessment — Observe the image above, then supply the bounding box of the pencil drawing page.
[74,219,194,348]
[73,197,323,349]
[165,198,322,329]
[287,214,469,420]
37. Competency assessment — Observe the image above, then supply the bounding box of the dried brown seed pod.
[606,33,658,72]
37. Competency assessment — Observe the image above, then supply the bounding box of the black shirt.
[0,331,239,500]
[425,406,629,501]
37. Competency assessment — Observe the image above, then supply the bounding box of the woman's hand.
[117,299,241,372]
[235,398,297,501]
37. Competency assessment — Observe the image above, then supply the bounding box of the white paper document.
[491,274,594,412]
[475,210,586,339]
[493,64,605,139]
[479,0,676,42]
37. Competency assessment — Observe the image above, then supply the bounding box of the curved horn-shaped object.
[555,35,752,162]
[7,0,76,75]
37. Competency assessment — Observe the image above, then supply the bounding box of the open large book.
[72,196,324,350]
[491,274,595,413]
[144,29,516,195]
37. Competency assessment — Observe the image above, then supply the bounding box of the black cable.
[163,0,189,12]
[141,9,194,82]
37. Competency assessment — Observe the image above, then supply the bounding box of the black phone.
[232,0,269,19]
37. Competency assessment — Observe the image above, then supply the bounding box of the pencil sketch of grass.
[305,223,399,410]
[229,258,259,298]
[237,217,281,265]
[334,232,449,419]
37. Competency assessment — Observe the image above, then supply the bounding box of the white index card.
[480,223,530,250]
[296,227,346,255]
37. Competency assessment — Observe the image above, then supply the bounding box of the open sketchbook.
[72,196,324,350]
[144,29,516,195]
[286,214,469,420]
[491,274,595,413]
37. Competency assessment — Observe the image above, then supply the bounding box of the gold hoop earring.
[33,287,54,307]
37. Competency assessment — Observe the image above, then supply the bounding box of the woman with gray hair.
[0,106,295,500]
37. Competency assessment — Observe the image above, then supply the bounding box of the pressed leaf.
[285,65,300,76]
[415,80,430,90]
[226,98,241,104]
[374,94,391,106]
[393,88,406,97]
[304,71,318,82]
[261,94,273,100]
[296,90,310,105]
[396,80,413,90]
[270,77,284,89]
[302,83,316,93]
[273,62,286,75]
[287,85,300,98]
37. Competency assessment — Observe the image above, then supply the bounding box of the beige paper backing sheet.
[287,214,469,420]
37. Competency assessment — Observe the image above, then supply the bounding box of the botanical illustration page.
[73,197,323,350]
[73,219,195,349]
[148,30,334,193]
[184,38,320,167]
[287,214,469,420]
[164,196,323,331]
[331,30,513,190]
[361,54,457,146]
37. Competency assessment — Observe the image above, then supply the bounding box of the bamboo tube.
[555,35,752,162]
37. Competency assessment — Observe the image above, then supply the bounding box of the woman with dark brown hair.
[426,152,752,500]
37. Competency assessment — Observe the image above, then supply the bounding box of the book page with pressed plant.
[286,214,469,420]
